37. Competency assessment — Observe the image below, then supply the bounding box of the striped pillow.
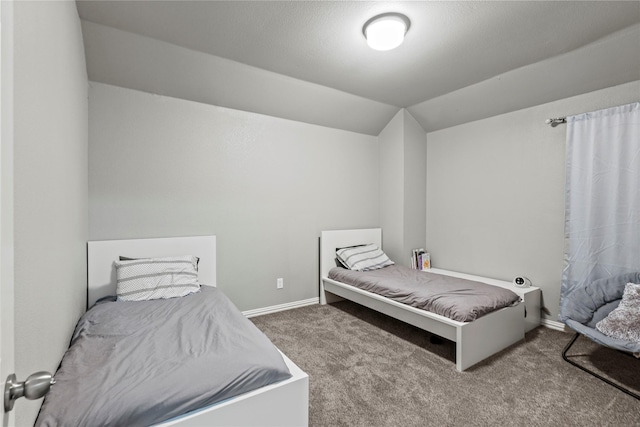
[336,244,394,271]
[115,255,200,301]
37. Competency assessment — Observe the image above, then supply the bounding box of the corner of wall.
[378,108,427,266]
[378,109,405,263]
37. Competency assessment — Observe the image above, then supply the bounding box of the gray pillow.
[595,282,640,343]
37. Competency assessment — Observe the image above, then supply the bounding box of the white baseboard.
[243,297,319,318]
[541,318,566,331]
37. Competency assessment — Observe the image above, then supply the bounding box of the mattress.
[35,286,292,427]
[328,265,520,322]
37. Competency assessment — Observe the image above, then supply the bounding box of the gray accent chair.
[560,272,640,400]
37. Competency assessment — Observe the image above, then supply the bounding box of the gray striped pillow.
[336,244,394,271]
[115,255,200,301]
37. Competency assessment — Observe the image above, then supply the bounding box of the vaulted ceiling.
[77,1,640,135]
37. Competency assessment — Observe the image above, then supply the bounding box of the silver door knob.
[4,371,54,412]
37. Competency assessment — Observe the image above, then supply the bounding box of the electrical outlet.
[277,278,284,289]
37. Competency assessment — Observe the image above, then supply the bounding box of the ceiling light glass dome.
[363,13,411,51]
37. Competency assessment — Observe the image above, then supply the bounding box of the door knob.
[4,371,54,412]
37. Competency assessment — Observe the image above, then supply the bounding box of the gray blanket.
[329,265,520,322]
[35,286,291,427]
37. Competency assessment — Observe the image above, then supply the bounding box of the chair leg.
[562,332,640,400]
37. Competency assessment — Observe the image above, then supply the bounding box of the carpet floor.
[251,301,640,427]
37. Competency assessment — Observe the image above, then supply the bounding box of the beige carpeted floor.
[251,301,640,427]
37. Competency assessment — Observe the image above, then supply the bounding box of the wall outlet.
[277,278,284,289]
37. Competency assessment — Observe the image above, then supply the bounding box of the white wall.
[89,82,379,311]
[426,81,640,321]
[13,1,88,425]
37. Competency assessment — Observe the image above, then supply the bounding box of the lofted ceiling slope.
[77,1,640,135]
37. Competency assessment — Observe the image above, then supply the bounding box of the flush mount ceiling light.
[363,12,411,51]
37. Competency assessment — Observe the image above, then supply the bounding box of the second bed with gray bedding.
[35,286,292,427]
[329,265,521,322]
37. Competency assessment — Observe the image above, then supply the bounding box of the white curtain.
[560,102,640,315]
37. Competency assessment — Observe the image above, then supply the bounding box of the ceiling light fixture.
[363,12,410,51]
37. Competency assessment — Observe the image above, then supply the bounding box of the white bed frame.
[87,236,309,427]
[320,228,524,372]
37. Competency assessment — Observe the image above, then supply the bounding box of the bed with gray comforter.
[329,265,520,322]
[35,286,291,427]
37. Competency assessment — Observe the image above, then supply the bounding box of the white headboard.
[320,228,382,281]
[87,235,216,308]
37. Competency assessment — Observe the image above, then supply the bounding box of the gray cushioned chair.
[560,272,640,400]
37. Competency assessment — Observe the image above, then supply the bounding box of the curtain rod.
[545,117,567,127]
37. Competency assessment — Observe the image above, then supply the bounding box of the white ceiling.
[77,1,640,135]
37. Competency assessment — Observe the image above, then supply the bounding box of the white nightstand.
[428,268,541,333]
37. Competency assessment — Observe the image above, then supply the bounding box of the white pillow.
[336,244,394,271]
[595,282,640,343]
[115,255,200,301]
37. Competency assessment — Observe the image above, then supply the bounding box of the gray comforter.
[35,286,291,427]
[329,265,520,322]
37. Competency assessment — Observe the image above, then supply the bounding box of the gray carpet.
[251,301,640,427]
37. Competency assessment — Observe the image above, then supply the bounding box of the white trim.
[541,318,566,332]
[243,298,319,318]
